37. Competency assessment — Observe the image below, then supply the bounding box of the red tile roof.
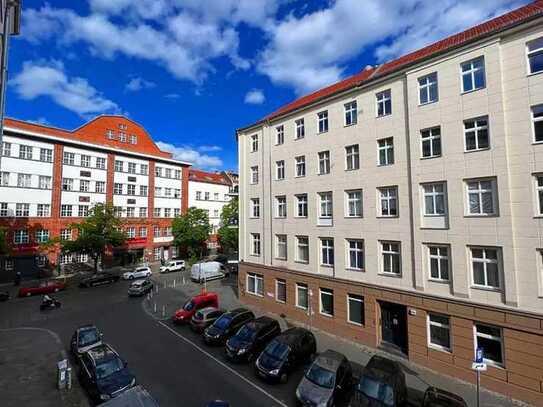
[241,0,543,131]
[189,169,231,186]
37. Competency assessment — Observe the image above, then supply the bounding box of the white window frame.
[36,204,50,217]
[526,37,543,75]
[80,154,91,167]
[319,288,334,317]
[275,234,287,260]
[461,56,486,93]
[60,204,72,217]
[318,192,333,219]
[250,198,260,218]
[422,182,447,216]
[427,244,450,282]
[1,141,10,156]
[96,157,106,170]
[464,117,489,152]
[14,230,29,244]
[421,127,441,158]
[63,151,75,165]
[378,187,398,217]
[345,189,362,218]
[470,247,501,290]
[251,233,261,256]
[295,283,308,310]
[318,151,330,175]
[427,313,451,352]
[15,203,29,217]
[535,174,543,216]
[296,236,309,263]
[346,239,364,271]
[275,279,286,303]
[465,178,497,216]
[378,137,394,166]
[532,104,543,143]
[295,156,306,177]
[376,89,392,117]
[347,294,365,326]
[344,101,358,126]
[276,125,284,145]
[276,160,285,180]
[275,196,287,218]
[418,72,438,105]
[19,145,32,160]
[320,238,334,267]
[296,194,308,218]
[250,134,259,152]
[246,272,263,297]
[60,229,72,241]
[318,110,329,133]
[78,205,89,217]
[473,324,504,367]
[380,241,401,275]
[295,118,305,139]
[250,166,259,184]
[80,180,90,193]
[345,144,360,170]
[40,148,53,163]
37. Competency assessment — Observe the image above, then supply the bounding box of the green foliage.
[0,227,8,256]
[217,197,238,254]
[172,207,211,258]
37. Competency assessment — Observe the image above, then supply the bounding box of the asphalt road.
[0,276,309,407]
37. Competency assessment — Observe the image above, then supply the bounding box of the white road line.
[157,321,288,407]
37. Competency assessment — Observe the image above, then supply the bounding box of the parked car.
[71,325,103,357]
[296,349,353,407]
[225,316,281,362]
[18,280,66,297]
[100,385,159,407]
[226,253,239,274]
[350,355,407,407]
[122,266,152,280]
[78,343,136,404]
[190,307,226,332]
[255,327,316,383]
[422,387,468,407]
[79,272,120,288]
[0,291,9,301]
[172,292,219,324]
[128,279,153,297]
[159,260,185,273]
[190,261,228,283]
[203,308,255,345]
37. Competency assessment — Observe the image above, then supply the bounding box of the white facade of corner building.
[188,180,232,233]
[238,21,543,313]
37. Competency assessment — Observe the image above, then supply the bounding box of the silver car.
[127,279,153,296]
[190,307,225,332]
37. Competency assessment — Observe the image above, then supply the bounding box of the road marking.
[157,321,288,407]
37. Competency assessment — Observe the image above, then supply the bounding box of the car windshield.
[183,300,195,311]
[264,340,290,361]
[358,376,394,406]
[79,329,100,347]
[305,364,335,389]
[213,314,232,330]
[96,357,124,379]
[135,268,146,272]
[235,325,256,342]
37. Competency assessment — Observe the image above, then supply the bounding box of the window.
[106,129,115,140]
[155,167,162,177]
[130,135,137,144]
[96,157,106,169]
[347,240,364,270]
[114,206,123,217]
[175,189,181,199]
[139,227,147,237]
[0,171,9,186]
[173,169,181,179]
[379,187,398,216]
[319,288,334,316]
[346,190,362,217]
[19,145,33,159]
[295,118,305,139]
[165,188,172,197]
[63,151,74,165]
[141,164,148,175]
[165,168,172,178]
[114,160,123,172]
[174,208,180,217]
[37,255,48,267]
[276,125,284,145]
[347,294,365,325]
[378,138,394,165]
[296,194,308,217]
[37,204,50,217]
[40,148,53,162]
[276,196,287,218]
[39,176,51,190]
[527,37,543,75]
[276,235,287,260]
[204,191,209,200]
[79,180,90,192]
[114,183,123,195]
[154,208,161,217]
[78,205,89,217]
[80,154,90,167]
[464,117,489,151]
[251,233,261,256]
[466,179,497,215]
[428,314,451,351]
[276,279,286,303]
[119,132,126,142]
[251,134,259,152]
[140,185,148,197]
[1,142,10,156]
[423,183,446,216]
[418,72,438,104]
[250,198,260,218]
[14,230,29,244]
[127,162,136,174]
[134,206,146,218]
[295,156,306,177]
[536,175,543,215]
[461,57,485,92]
[250,166,259,184]
[60,205,73,217]
[376,89,392,117]
[196,191,202,200]
[126,227,136,239]
[381,242,401,275]
[320,238,334,266]
[246,273,263,296]
[475,324,503,366]
[471,247,500,289]
[345,145,359,170]
[428,245,449,281]
[296,236,309,263]
[17,173,32,188]
[0,202,7,216]
[154,187,163,197]
[318,111,329,133]
[213,192,219,201]
[318,151,330,175]
[532,104,543,143]
[164,208,171,218]
[95,181,105,193]
[15,203,29,217]
[60,229,72,241]
[421,127,441,158]
[153,226,161,237]
[276,160,285,180]
[296,283,308,309]
[319,192,333,218]
[344,101,357,126]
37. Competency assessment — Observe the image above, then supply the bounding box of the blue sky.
[6,0,527,171]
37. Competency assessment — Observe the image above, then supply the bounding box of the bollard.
[154,302,157,313]
[155,286,159,294]
[57,359,68,390]
[182,274,185,285]
[163,281,166,289]
[162,305,165,317]
[66,367,72,389]
[173,279,176,288]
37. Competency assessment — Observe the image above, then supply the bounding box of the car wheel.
[26,292,31,297]
[54,288,59,293]
[280,372,288,384]
[129,275,134,280]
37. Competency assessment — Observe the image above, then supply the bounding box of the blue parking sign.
[475,347,484,363]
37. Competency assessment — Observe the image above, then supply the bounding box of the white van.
[190,261,228,283]
[159,260,186,273]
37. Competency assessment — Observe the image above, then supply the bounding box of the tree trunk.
[93,255,99,274]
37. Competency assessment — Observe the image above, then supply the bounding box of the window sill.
[428,278,450,284]
[249,254,261,258]
[317,173,331,176]
[319,312,334,318]
[294,260,309,265]
[420,155,441,160]
[317,131,329,135]
[294,216,308,219]
[428,344,451,353]
[377,215,399,219]
[295,305,308,311]
[320,264,334,268]
[275,178,285,182]
[464,147,490,154]
[526,70,543,78]
[471,285,502,293]
[378,272,402,278]
[376,163,394,167]
[275,257,287,261]
[464,214,498,218]
[294,175,306,179]
[344,123,357,128]
[344,216,363,219]
[247,291,264,298]
[275,299,286,304]
[418,100,438,107]
[461,87,486,96]
[346,267,364,272]
[423,214,447,218]
[376,114,392,119]
[294,137,305,141]
[347,320,364,328]
[531,141,543,146]
[344,168,360,172]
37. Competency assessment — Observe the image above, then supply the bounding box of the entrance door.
[380,302,408,355]
[163,248,170,261]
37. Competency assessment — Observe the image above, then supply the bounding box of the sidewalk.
[147,271,532,407]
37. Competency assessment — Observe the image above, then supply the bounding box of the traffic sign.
[475,347,484,363]
[472,362,487,371]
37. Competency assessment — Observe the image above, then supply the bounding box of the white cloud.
[11,60,119,118]
[156,141,223,168]
[28,117,51,126]
[244,88,265,105]
[199,145,222,152]
[125,77,156,92]
[164,93,181,99]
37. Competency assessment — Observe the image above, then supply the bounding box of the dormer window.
[129,135,137,144]
[119,132,127,142]
[119,124,127,130]
[106,129,115,140]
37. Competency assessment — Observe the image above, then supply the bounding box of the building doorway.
[379,301,408,356]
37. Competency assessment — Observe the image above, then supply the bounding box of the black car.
[225,316,281,362]
[100,385,159,407]
[0,291,9,301]
[79,272,120,288]
[422,387,468,407]
[78,343,135,404]
[71,325,103,357]
[350,355,407,407]
[203,308,254,345]
[255,327,316,383]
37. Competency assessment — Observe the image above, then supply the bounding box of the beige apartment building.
[237,1,543,404]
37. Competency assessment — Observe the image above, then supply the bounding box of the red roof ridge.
[189,168,231,186]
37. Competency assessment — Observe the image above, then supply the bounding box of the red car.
[18,280,67,297]
[173,292,218,324]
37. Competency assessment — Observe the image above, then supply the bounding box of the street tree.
[0,227,8,256]
[172,207,211,260]
[217,197,238,254]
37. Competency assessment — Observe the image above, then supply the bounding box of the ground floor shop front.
[239,262,543,406]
